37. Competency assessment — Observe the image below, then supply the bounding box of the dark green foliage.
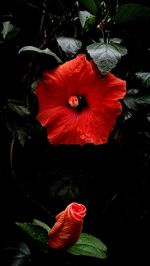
[114,3,150,24]
[16,221,49,251]
[78,0,98,15]
[1,1,150,266]
[0,241,32,266]
[16,220,107,259]
[1,99,46,147]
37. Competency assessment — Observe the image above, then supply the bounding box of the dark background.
[0,1,150,266]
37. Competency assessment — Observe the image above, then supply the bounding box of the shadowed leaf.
[18,46,62,63]
[135,72,150,88]
[1,21,20,40]
[33,219,50,232]
[0,241,31,266]
[15,221,48,251]
[114,4,150,24]
[124,89,150,111]
[78,10,95,29]
[7,101,31,118]
[78,0,98,15]
[57,37,82,56]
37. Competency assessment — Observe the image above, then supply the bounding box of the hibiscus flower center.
[68,95,87,111]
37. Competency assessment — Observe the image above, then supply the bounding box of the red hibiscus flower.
[36,54,126,144]
[48,202,86,250]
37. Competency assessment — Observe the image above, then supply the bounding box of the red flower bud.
[48,202,86,250]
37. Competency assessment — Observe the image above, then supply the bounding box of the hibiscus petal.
[36,54,126,145]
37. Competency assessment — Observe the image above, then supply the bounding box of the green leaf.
[86,42,127,74]
[57,37,82,55]
[1,21,20,40]
[18,46,62,63]
[67,232,107,259]
[114,4,150,24]
[33,219,50,232]
[84,15,96,31]
[15,221,48,251]
[135,72,150,88]
[78,10,95,29]
[78,0,98,15]
[109,41,128,56]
